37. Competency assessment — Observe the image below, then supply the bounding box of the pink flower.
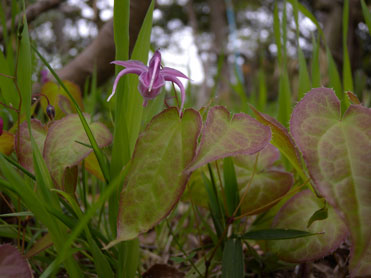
[107,50,189,115]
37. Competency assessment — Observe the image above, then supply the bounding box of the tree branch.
[55,0,152,90]
[0,0,64,41]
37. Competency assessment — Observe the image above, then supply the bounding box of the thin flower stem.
[0,101,19,112]
[233,179,310,221]
[0,72,15,79]
[32,93,50,105]
[232,152,260,217]
[0,192,15,213]
[166,219,203,277]
[204,225,229,278]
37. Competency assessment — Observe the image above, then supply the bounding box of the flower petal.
[161,67,189,79]
[163,75,186,116]
[107,68,143,101]
[111,60,147,71]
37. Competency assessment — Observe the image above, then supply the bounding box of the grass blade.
[361,0,371,36]
[32,46,111,185]
[222,238,244,278]
[241,228,321,240]
[342,0,353,109]
[311,34,321,87]
[223,157,240,217]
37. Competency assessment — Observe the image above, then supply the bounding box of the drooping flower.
[107,50,189,115]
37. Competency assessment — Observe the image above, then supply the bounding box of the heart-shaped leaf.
[41,80,83,119]
[234,144,280,171]
[290,88,371,275]
[250,105,305,179]
[267,189,348,262]
[234,144,293,214]
[43,114,112,186]
[187,106,271,172]
[15,120,47,173]
[114,108,202,243]
[0,244,33,278]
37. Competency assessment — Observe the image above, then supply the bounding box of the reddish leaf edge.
[42,113,112,184]
[109,107,202,247]
[272,189,349,263]
[186,106,271,173]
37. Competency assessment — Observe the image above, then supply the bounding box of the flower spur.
[107,50,189,115]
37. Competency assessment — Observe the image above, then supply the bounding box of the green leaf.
[326,47,344,111]
[267,190,347,262]
[297,47,311,101]
[361,0,371,36]
[249,105,306,181]
[33,45,111,184]
[187,106,271,172]
[110,0,131,179]
[0,52,18,119]
[0,211,33,217]
[40,163,129,277]
[0,131,14,155]
[342,0,353,99]
[311,35,321,87]
[15,119,47,173]
[222,238,244,278]
[40,81,84,119]
[273,2,282,65]
[43,114,112,186]
[113,108,201,243]
[277,71,291,127]
[202,169,224,237]
[52,189,114,278]
[291,88,371,276]
[286,0,324,39]
[17,15,32,120]
[257,67,267,112]
[242,228,319,240]
[234,145,293,215]
[223,157,240,216]
[307,204,328,228]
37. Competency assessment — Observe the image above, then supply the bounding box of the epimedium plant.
[0,2,370,278]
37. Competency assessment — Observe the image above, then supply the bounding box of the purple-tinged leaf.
[250,105,305,179]
[234,145,292,214]
[234,144,280,171]
[290,87,371,275]
[187,106,271,172]
[267,190,348,262]
[0,244,33,278]
[238,171,292,215]
[43,114,112,186]
[15,120,47,173]
[113,108,201,244]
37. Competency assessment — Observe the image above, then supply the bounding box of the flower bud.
[46,105,55,120]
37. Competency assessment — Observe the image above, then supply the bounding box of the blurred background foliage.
[1,0,370,111]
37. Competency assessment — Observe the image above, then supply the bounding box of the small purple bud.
[0,117,3,136]
[40,69,49,84]
[46,105,55,120]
